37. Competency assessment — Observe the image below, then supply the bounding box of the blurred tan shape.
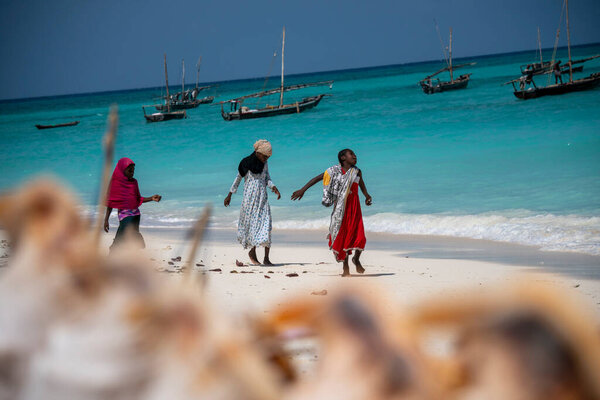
[266,285,442,400]
[414,280,600,400]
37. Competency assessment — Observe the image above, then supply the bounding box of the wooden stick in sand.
[93,106,118,248]
[184,205,212,288]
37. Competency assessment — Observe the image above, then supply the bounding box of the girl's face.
[343,150,357,166]
[124,164,135,179]
[255,152,269,163]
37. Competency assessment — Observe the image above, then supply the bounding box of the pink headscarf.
[106,158,143,209]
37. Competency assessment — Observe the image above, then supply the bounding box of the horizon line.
[2,41,599,103]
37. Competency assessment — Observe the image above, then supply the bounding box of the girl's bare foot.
[263,247,273,265]
[352,255,365,274]
[263,257,274,266]
[342,259,350,277]
[248,247,260,265]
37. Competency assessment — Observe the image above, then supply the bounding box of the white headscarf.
[253,139,272,157]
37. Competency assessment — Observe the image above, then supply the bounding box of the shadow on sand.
[258,262,311,267]
[321,273,396,277]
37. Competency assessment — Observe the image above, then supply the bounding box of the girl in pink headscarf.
[104,158,161,250]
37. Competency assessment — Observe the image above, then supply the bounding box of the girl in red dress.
[292,149,372,276]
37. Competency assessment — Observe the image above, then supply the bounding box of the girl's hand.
[224,193,232,207]
[104,220,109,233]
[365,194,373,206]
[291,189,304,201]
[272,186,281,200]
[151,194,162,202]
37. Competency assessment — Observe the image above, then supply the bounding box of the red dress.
[329,170,366,262]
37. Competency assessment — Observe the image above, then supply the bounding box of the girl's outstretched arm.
[291,173,324,201]
[358,169,372,206]
[142,195,161,203]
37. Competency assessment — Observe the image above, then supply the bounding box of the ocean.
[1,44,599,255]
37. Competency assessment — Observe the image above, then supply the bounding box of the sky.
[1,0,599,100]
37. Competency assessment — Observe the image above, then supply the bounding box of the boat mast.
[164,54,171,113]
[279,26,285,108]
[565,0,573,82]
[182,59,185,98]
[449,27,453,82]
[196,56,202,89]
[434,19,450,70]
[537,27,543,65]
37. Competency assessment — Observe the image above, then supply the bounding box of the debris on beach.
[208,268,222,272]
[171,256,182,262]
[168,261,174,265]
[230,270,238,273]
[268,271,274,274]
[196,263,204,267]
[311,290,328,296]
[236,259,245,267]
[286,273,299,277]
[264,275,271,279]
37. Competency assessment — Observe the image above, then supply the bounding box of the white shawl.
[322,165,358,245]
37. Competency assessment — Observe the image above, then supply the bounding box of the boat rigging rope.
[434,19,450,69]
[548,0,566,85]
[255,51,278,108]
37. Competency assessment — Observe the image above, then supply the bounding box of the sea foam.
[87,203,600,255]
[273,212,600,255]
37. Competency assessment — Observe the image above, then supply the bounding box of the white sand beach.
[104,228,600,319]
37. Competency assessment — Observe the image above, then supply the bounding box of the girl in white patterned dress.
[224,140,281,265]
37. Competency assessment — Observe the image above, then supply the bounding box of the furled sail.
[220,80,334,103]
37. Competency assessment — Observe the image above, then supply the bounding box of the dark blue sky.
[1,0,599,100]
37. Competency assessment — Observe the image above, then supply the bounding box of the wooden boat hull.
[521,63,583,76]
[35,121,80,130]
[521,62,552,75]
[155,96,214,111]
[144,111,187,122]
[513,73,600,99]
[222,95,324,121]
[562,65,583,74]
[196,96,214,105]
[420,75,471,94]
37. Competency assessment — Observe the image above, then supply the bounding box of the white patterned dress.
[230,162,275,249]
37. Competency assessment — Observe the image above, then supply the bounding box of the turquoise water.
[1,44,600,254]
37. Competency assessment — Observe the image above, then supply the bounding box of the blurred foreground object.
[265,286,442,400]
[1,179,599,400]
[0,179,281,400]
[414,283,600,400]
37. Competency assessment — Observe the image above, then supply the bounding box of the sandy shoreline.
[96,227,600,318]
